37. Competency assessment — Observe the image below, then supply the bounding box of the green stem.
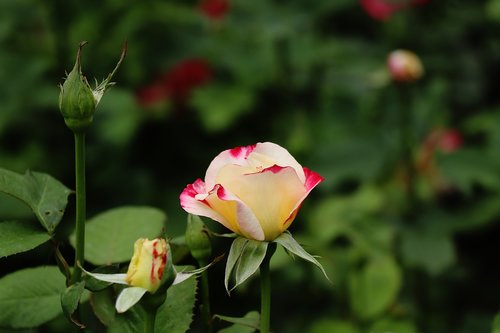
[200,268,212,333]
[145,310,155,333]
[72,132,86,284]
[260,243,276,333]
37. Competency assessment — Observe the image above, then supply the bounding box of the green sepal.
[83,264,121,292]
[273,231,330,281]
[185,214,213,263]
[60,281,86,328]
[224,237,268,293]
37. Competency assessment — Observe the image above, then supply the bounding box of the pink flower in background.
[436,129,463,153]
[360,0,430,21]
[180,142,324,241]
[199,0,230,20]
[387,49,424,83]
[136,59,212,107]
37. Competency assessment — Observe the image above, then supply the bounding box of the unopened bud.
[185,214,212,263]
[125,238,172,293]
[387,49,424,83]
[59,41,127,132]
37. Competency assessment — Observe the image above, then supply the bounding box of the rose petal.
[205,185,265,241]
[251,142,305,183]
[218,164,307,241]
[204,144,257,190]
[180,179,229,229]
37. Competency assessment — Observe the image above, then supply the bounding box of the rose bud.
[180,142,324,241]
[387,49,424,83]
[125,238,168,293]
[59,41,126,132]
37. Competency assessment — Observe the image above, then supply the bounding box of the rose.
[387,49,424,83]
[180,142,324,241]
[125,238,168,293]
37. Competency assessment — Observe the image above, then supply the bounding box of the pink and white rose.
[180,142,324,241]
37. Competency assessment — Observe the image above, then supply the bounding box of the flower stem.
[145,310,155,333]
[200,267,212,333]
[260,243,276,333]
[72,132,86,284]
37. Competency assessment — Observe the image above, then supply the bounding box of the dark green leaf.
[70,206,166,265]
[0,266,66,328]
[216,311,260,333]
[61,281,86,328]
[155,266,197,333]
[0,168,72,233]
[90,288,116,327]
[493,312,500,333]
[0,220,50,257]
[108,306,146,333]
[307,318,360,333]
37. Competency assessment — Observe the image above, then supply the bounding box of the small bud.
[387,49,424,83]
[125,238,169,293]
[59,41,127,132]
[185,214,212,263]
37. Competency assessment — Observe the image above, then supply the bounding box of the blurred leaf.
[0,168,72,233]
[307,318,360,333]
[493,312,500,333]
[225,237,268,292]
[400,227,456,275]
[154,267,197,333]
[60,281,85,328]
[191,85,254,132]
[437,149,500,193]
[348,256,401,320]
[0,220,50,258]
[116,287,148,314]
[70,206,166,265]
[216,311,260,333]
[94,88,143,147]
[309,186,385,245]
[0,266,65,328]
[370,318,417,333]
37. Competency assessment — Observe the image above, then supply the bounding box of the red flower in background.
[136,59,212,107]
[360,0,430,21]
[199,0,230,20]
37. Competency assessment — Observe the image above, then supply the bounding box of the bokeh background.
[1,0,500,332]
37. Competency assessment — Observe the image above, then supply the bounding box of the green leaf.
[216,311,260,333]
[0,168,72,233]
[0,266,66,328]
[493,312,500,333]
[274,232,329,281]
[61,281,86,328]
[108,306,146,333]
[90,288,116,326]
[154,266,197,333]
[71,206,166,265]
[307,318,360,333]
[400,228,456,275]
[370,318,417,333]
[225,237,268,292]
[0,220,50,258]
[348,256,401,320]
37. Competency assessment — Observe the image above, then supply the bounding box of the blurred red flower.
[136,59,212,107]
[360,0,430,21]
[199,0,230,20]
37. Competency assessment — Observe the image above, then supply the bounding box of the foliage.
[1,0,499,332]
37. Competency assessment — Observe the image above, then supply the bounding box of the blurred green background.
[1,0,500,332]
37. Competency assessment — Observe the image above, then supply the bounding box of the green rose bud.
[59,41,127,133]
[185,214,212,263]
